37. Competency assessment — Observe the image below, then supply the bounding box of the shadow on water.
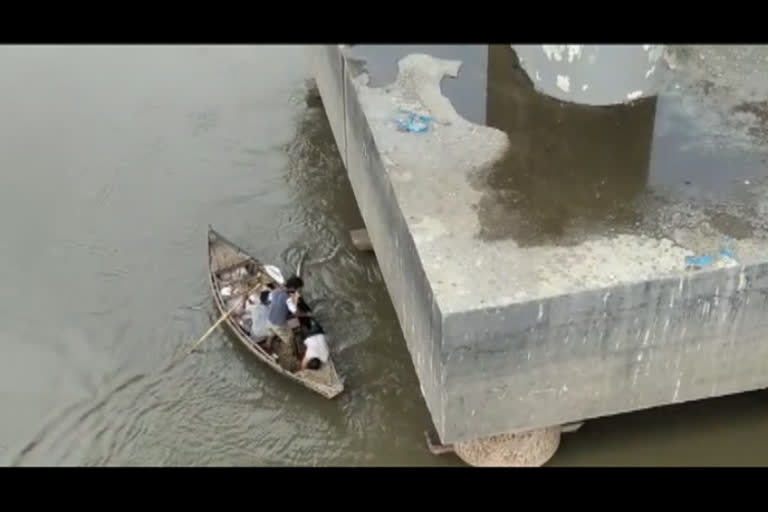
[345,44,768,247]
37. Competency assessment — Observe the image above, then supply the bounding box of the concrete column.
[511,45,666,106]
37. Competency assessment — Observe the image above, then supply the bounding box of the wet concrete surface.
[344,45,768,248]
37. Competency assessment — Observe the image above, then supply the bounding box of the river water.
[2,45,768,466]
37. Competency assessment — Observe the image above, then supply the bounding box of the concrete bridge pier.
[309,44,768,467]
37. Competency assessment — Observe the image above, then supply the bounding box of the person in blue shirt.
[267,275,310,372]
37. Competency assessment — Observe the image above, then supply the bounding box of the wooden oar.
[187,282,261,355]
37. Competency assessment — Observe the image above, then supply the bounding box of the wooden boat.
[207,226,344,399]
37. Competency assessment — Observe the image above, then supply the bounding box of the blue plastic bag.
[685,237,738,269]
[395,110,431,133]
[684,255,714,268]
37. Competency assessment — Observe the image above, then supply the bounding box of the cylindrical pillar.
[511,45,666,106]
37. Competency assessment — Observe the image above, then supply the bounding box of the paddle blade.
[264,265,285,285]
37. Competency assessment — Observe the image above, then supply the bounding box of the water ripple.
[0,46,440,467]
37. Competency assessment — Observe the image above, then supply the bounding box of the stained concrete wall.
[512,45,666,106]
[441,264,768,440]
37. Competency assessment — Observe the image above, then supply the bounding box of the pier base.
[454,427,561,467]
[425,427,562,467]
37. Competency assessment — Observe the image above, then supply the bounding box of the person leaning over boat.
[267,275,309,372]
[301,326,330,371]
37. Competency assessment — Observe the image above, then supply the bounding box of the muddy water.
[2,45,768,467]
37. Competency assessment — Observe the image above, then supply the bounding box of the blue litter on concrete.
[396,110,431,133]
[685,255,714,267]
[685,238,738,269]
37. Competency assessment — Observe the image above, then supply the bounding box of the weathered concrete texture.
[311,45,768,444]
[512,45,666,105]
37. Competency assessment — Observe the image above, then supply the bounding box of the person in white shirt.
[301,329,330,371]
[243,293,269,338]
